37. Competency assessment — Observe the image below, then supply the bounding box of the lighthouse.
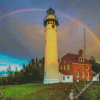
[43,8,60,84]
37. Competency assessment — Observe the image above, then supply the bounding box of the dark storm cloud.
[0,16,43,60]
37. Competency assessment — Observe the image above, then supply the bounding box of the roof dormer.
[79,57,84,62]
[78,49,84,62]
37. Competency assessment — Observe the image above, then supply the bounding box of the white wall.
[92,75,99,81]
[60,73,73,83]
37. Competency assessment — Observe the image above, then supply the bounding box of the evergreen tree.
[7,66,14,85]
[89,56,100,73]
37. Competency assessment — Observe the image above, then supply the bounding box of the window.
[67,64,70,70]
[64,60,66,63]
[87,66,89,70]
[67,76,69,79]
[80,57,84,62]
[87,72,89,78]
[60,66,62,70]
[82,72,84,78]
[76,72,79,78]
[64,65,66,70]
[63,76,65,80]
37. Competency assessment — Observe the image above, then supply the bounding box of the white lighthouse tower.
[43,8,60,84]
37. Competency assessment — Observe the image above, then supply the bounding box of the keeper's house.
[59,49,99,82]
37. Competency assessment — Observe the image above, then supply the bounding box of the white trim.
[64,65,66,70]
[73,63,91,65]
[87,72,89,78]
[82,72,84,78]
[87,66,89,70]
[67,64,70,70]
[44,79,60,84]
[79,57,84,62]
[76,72,79,78]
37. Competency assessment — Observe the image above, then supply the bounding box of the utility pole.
[84,28,86,85]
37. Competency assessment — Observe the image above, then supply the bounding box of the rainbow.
[0,8,100,45]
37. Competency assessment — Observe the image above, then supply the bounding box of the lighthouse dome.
[46,7,55,15]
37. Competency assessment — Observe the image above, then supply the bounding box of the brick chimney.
[79,49,83,56]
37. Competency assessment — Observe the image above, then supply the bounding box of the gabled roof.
[62,53,91,65]
[91,71,97,76]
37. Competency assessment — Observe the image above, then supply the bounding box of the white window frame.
[80,57,84,62]
[87,72,89,78]
[67,64,70,70]
[64,65,66,70]
[87,66,89,70]
[76,72,79,78]
[82,72,84,78]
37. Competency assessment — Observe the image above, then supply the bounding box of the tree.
[89,56,100,73]
[7,66,14,85]
[19,69,24,84]
[14,67,20,84]
[31,59,35,66]
[23,64,25,71]
[89,56,95,65]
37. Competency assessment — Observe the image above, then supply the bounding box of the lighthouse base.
[43,79,60,84]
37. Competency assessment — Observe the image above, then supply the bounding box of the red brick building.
[59,49,93,82]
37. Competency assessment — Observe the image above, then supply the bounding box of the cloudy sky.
[0,0,100,72]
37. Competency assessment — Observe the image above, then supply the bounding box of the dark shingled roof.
[62,53,91,65]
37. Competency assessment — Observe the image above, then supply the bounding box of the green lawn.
[0,83,60,100]
[0,81,100,100]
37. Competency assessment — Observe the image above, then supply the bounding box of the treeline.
[0,57,44,85]
[89,56,100,73]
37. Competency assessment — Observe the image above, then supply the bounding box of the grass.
[0,81,100,100]
[0,83,59,100]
